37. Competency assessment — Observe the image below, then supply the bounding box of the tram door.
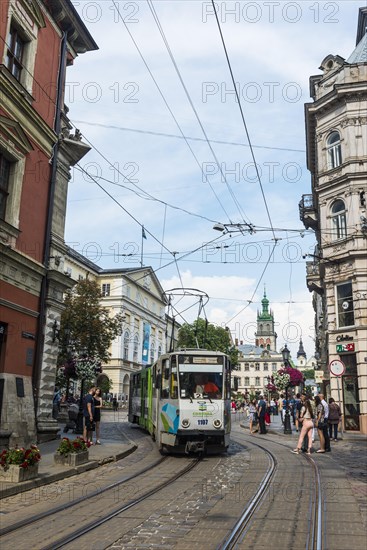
[342,354,360,431]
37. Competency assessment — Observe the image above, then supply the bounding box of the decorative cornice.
[0,115,34,155]
[0,297,39,318]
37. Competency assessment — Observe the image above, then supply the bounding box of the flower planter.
[0,463,39,483]
[54,450,89,467]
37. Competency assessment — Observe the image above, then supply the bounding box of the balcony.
[305,261,324,295]
[299,194,318,230]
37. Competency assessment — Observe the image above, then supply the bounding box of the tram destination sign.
[336,343,355,353]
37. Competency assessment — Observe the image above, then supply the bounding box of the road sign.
[329,359,345,377]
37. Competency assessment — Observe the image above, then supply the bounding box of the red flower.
[20,462,29,468]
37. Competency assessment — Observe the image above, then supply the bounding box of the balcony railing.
[299,194,318,229]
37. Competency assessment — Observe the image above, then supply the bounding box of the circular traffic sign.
[329,359,345,377]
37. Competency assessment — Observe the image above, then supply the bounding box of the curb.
[0,444,137,500]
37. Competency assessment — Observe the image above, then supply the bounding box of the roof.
[347,7,367,63]
[237,344,280,357]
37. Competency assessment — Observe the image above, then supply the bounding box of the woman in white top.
[291,397,314,455]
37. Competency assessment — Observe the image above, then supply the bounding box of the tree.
[177,318,239,368]
[57,279,124,384]
[302,368,315,380]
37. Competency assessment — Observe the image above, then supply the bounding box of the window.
[150,341,155,364]
[6,26,25,81]
[336,281,355,328]
[102,284,110,296]
[133,334,139,362]
[327,131,342,169]
[272,363,277,371]
[264,363,268,371]
[244,363,249,371]
[255,377,260,386]
[331,200,347,240]
[123,330,130,360]
[0,154,11,220]
[255,363,260,371]
[244,377,250,386]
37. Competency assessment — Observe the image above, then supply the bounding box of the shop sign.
[314,370,324,383]
[336,343,355,353]
[336,335,353,342]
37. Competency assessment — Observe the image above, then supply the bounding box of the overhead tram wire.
[73,165,219,224]
[147,0,251,227]
[111,0,232,223]
[72,120,306,154]
[210,0,276,242]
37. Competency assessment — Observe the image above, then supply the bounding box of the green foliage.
[0,445,41,470]
[97,374,113,395]
[177,318,239,367]
[302,368,315,380]
[57,279,124,381]
[56,437,90,455]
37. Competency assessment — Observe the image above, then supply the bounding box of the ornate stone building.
[300,7,367,432]
[233,292,285,395]
[0,0,97,445]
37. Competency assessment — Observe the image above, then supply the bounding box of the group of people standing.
[82,386,103,445]
[247,396,272,435]
[291,393,342,454]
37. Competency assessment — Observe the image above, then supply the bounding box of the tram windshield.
[179,370,223,399]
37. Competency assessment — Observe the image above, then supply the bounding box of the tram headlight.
[213,419,222,429]
[181,418,190,428]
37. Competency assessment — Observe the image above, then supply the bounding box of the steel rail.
[231,430,325,550]
[0,456,167,537]
[40,458,200,550]
[218,438,277,549]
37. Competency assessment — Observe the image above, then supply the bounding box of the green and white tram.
[129,349,233,454]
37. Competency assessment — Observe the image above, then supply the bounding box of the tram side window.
[170,355,178,399]
[161,359,170,399]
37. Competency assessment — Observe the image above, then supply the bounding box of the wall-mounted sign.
[336,343,355,353]
[314,370,324,383]
[336,335,353,342]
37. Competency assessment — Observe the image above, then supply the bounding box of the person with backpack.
[328,397,342,441]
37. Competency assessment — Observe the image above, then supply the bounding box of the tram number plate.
[197,419,208,425]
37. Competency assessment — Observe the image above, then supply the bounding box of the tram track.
[1,456,201,550]
[224,430,325,550]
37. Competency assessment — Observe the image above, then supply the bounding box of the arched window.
[327,131,342,169]
[158,344,162,357]
[331,199,347,240]
[133,334,139,363]
[123,330,130,360]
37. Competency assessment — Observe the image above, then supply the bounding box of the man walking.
[319,393,331,452]
[83,386,96,443]
[257,395,267,434]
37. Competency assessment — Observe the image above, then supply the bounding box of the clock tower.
[255,289,277,351]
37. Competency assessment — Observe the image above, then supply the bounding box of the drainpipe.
[33,32,68,420]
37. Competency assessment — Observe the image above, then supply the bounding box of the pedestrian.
[248,399,258,434]
[328,397,342,441]
[52,387,61,420]
[265,402,271,427]
[93,387,103,444]
[83,386,96,444]
[319,393,331,452]
[314,395,326,453]
[257,395,267,434]
[278,395,284,424]
[291,396,314,454]
[295,393,302,432]
[112,396,118,412]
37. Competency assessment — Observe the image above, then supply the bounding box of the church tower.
[297,338,307,368]
[255,289,277,351]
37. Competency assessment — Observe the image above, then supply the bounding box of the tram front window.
[179,371,222,399]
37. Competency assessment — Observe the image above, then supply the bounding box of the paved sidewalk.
[0,423,136,499]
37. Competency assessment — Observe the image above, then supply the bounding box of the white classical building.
[300,7,367,432]
[63,248,178,398]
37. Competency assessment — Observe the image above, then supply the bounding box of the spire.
[261,287,269,315]
[297,338,307,359]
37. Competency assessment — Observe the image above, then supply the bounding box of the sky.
[65,0,365,359]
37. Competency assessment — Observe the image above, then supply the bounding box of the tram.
[128,349,235,454]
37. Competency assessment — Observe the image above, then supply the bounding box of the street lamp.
[282,344,292,435]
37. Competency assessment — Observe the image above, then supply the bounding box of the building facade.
[300,7,367,432]
[233,292,285,395]
[63,248,174,399]
[0,0,97,445]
